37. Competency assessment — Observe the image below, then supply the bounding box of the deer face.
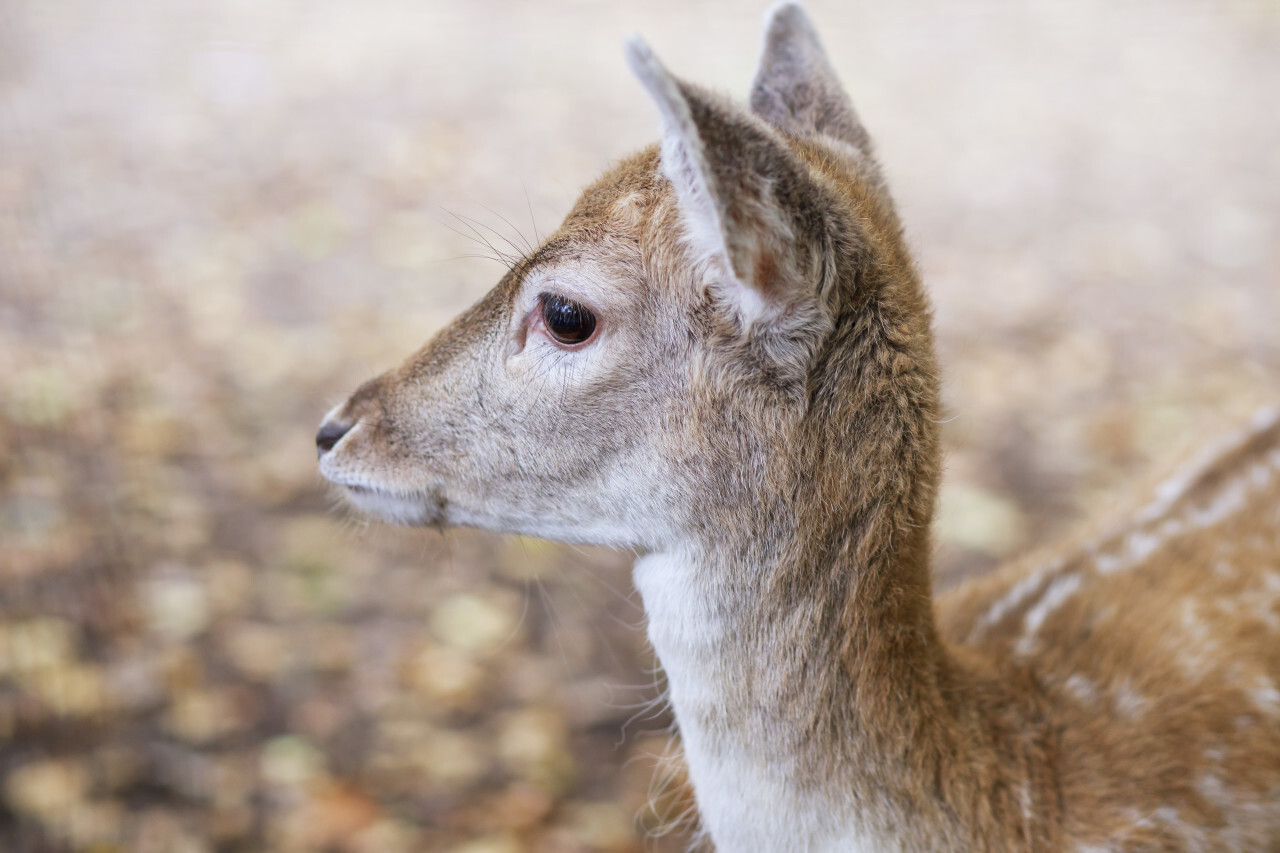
[316,166,697,547]
[317,17,915,554]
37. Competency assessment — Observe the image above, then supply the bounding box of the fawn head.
[317,4,939,560]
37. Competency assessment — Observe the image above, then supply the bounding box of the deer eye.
[540,293,597,346]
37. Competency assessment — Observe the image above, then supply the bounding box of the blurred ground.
[1,0,1278,850]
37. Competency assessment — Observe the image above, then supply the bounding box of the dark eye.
[540,293,597,346]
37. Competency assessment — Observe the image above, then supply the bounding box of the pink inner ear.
[753,248,779,297]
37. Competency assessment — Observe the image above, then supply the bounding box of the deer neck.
[634,490,1014,851]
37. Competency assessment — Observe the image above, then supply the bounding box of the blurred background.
[1,0,1278,850]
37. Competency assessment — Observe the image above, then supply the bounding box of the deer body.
[317,5,1280,850]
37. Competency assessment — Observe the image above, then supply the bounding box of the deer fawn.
[316,4,1280,850]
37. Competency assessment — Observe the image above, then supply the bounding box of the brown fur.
[318,6,1280,850]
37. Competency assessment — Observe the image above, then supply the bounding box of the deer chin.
[331,480,443,527]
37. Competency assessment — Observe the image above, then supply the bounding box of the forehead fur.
[515,147,665,297]
[561,146,662,227]
[539,137,903,337]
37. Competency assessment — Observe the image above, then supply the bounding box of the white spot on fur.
[1094,410,1280,577]
[1063,674,1098,705]
[974,567,1053,635]
[1127,530,1164,563]
[1252,405,1280,433]
[1093,552,1122,574]
[1114,680,1148,719]
[1094,446,1280,576]
[1185,464,1272,530]
[1135,406,1280,524]
[1197,773,1229,803]
[1017,781,1033,823]
[1191,771,1280,849]
[1125,805,1198,845]
[1096,528,1171,575]
[1015,572,1084,655]
[1175,600,1221,680]
[1248,677,1280,715]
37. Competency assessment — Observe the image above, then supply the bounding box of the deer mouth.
[331,480,444,527]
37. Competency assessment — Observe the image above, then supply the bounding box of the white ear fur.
[624,37,768,321]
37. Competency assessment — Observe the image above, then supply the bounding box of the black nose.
[316,419,353,456]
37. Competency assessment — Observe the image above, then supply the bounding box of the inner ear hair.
[626,37,827,319]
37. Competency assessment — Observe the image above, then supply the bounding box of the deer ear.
[625,36,825,322]
[750,3,872,158]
